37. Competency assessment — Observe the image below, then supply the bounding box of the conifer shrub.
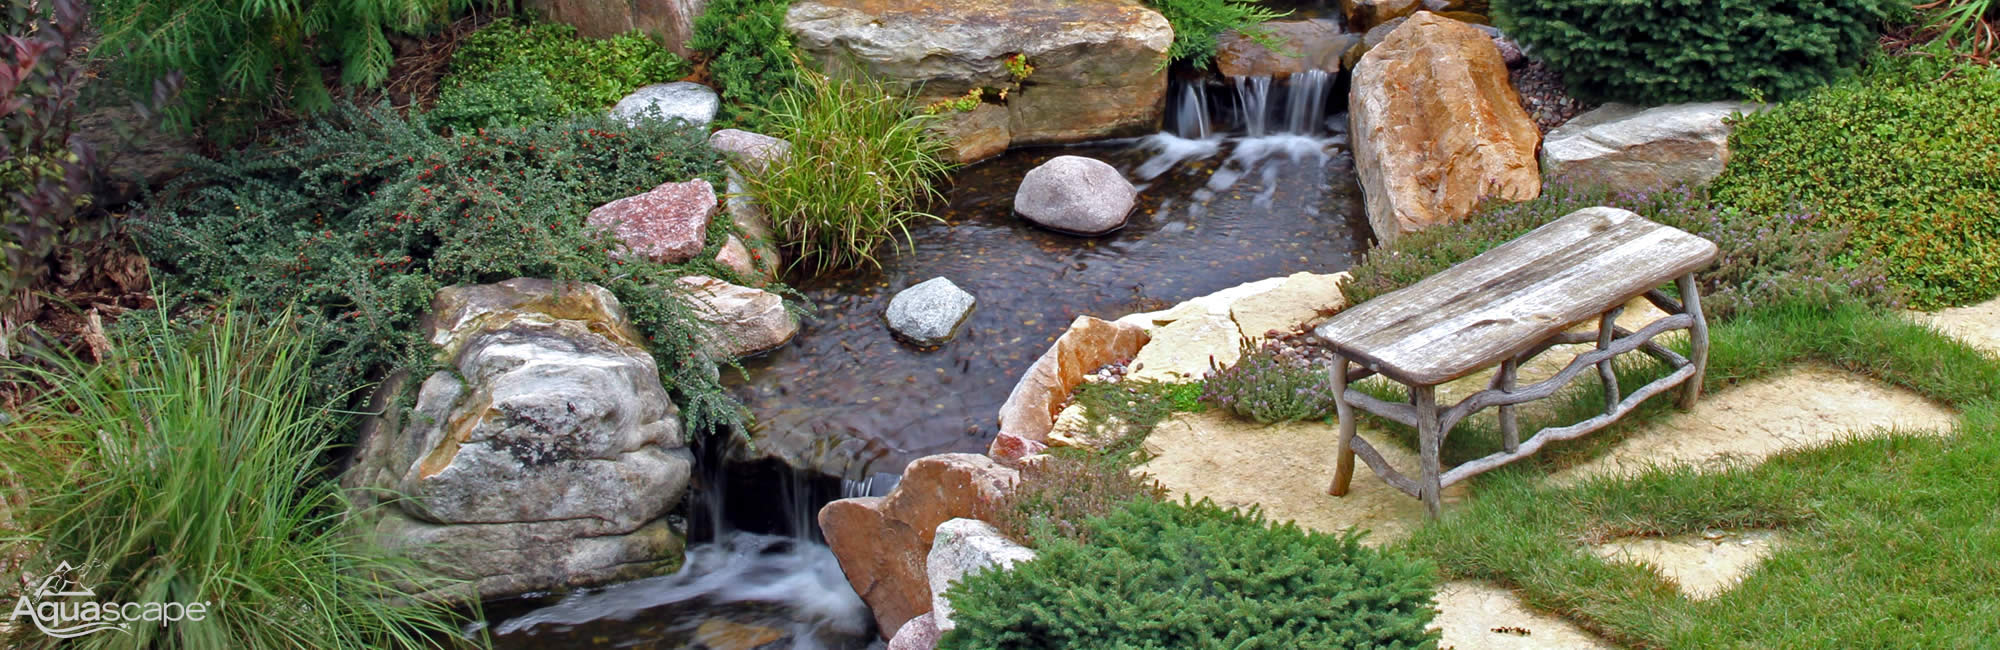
[1491,0,1896,104]
[941,498,1440,649]
[1711,52,2000,308]
[690,0,798,131]
[134,106,751,440]
[1145,0,1289,69]
[431,18,689,130]
[91,0,496,133]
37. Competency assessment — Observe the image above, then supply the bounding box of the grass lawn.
[1391,301,2000,647]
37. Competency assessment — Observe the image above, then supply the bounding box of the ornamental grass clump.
[0,308,474,649]
[942,498,1439,649]
[742,68,953,273]
[1200,338,1342,424]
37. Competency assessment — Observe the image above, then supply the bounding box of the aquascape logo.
[9,561,214,639]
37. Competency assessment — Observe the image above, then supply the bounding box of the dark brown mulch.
[1,235,154,412]
[1510,59,1597,134]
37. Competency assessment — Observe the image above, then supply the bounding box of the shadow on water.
[730,95,1369,479]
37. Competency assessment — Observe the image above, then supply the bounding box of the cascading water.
[1233,75,1276,137]
[1228,69,1335,137]
[476,435,878,649]
[1173,79,1213,140]
[1283,69,1333,135]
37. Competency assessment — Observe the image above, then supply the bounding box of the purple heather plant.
[1200,336,1343,424]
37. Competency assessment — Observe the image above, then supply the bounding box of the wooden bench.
[1313,207,1718,516]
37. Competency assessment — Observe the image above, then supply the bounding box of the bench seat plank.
[1314,207,1717,386]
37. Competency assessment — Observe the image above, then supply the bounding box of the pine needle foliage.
[941,497,1440,649]
[0,306,477,649]
[1145,0,1288,69]
[1491,0,1896,104]
[132,106,751,441]
[90,0,496,132]
[689,0,798,131]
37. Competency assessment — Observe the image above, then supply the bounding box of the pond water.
[476,74,1373,648]
[728,106,1370,479]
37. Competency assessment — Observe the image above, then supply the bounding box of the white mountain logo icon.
[32,562,95,598]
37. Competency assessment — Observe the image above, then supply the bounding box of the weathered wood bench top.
[1315,207,1717,386]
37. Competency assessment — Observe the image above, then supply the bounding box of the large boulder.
[818,454,1020,639]
[524,0,709,57]
[343,279,692,601]
[885,277,977,347]
[1014,155,1137,235]
[675,275,798,357]
[926,518,1037,633]
[1350,12,1540,244]
[993,316,1150,452]
[1541,102,1764,191]
[786,0,1172,164]
[611,82,720,127]
[588,179,717,264]
[1216,19,1359,78]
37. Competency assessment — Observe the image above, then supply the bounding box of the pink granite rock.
[587,180,717,264]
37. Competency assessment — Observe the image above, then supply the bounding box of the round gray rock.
[612,82,720,127]
[885,277,977,346]
[1013,155,1136,235]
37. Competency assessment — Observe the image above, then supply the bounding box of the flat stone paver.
[1135,411,1465,545]
[1431,581,1615,650]
[1591,529,1782,600]
[1551,364,1955,485]
[1913,297,2000,355]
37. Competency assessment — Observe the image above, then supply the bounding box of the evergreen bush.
[1491,0,1896,104]
[432,18,689,129]
[91,0,494,133]
[1712,52,2000,308]
[690,0,798,130]
[133,106,750,440]
[941,498,1440,649]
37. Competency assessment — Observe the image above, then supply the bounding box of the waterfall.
[1173,79,1213,139]
[1226,70,1336,137]
[1233,75,1275,137]
[1284,70,1332,136]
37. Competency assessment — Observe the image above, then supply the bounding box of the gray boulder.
[612,82,720,127]
[676,275,799,357]
[885,277,976,346]
[343,278,692,602]
[1541,102,1765,191]
[1013,155,1136,236]
[926,518,1036,633]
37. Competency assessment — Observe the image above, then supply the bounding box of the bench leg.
[1677,272,1709,409]
[1413,384,1443,518]
[1498,357,1519,453]
[1328,355,1358,496]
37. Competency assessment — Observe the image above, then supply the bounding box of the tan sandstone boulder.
[992,316,1151,451]
[818,454,1020,639]
[1341,0,1421,31]
[786,0,1172,164]
[525,0,708,57]
[1349,12,1540,244]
